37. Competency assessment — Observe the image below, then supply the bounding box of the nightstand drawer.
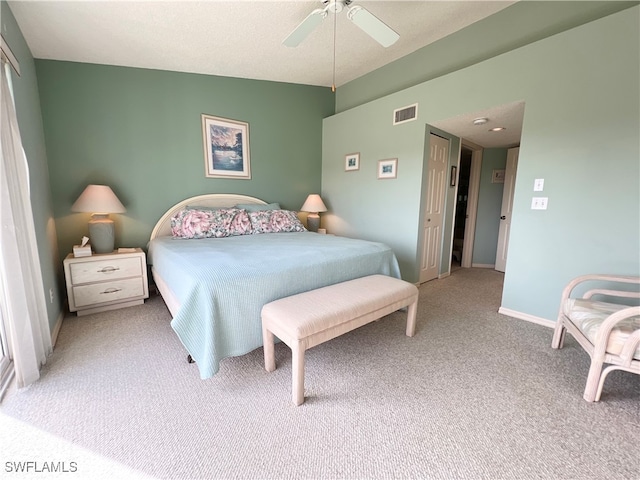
[72,277,146,308]
[69,257,143,284]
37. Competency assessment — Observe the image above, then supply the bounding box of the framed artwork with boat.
[202,114,251,179]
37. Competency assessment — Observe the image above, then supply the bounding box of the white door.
[495,147,519,272]
[461,142,483,268]
[420,134,449,283]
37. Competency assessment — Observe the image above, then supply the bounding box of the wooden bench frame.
[261,275,419,405]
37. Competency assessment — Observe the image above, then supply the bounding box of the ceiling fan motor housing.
[324,0,353,14]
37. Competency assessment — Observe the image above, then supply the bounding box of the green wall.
[1,2,62,331]
[35,61,334,260]
[321,97,423,279]
[323,7,640,321]
[336,1,639,112]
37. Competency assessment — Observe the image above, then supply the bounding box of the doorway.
[452,148,472,267]
[427,101,524,279]
[452,141,483,269]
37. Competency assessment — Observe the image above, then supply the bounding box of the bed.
[148,193,402,379]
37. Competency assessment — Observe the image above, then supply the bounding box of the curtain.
[0,61,52,387]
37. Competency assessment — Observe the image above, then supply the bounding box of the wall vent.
[393,103,418,125]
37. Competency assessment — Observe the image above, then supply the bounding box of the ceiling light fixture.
[490,127,506,132]
[473,117,489,125]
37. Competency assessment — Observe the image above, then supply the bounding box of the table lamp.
[300,194,327,233]
[71,184,126,254]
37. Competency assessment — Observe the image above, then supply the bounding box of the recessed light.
[473,117,489,125]
[489,127,506,132]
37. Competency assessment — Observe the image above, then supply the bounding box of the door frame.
[460,140,483,268]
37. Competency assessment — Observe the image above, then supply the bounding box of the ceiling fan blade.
[283,8,327,47]
[347,5,399,47]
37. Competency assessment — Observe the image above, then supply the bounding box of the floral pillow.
[171,208,252,238]
[249,210,306,234]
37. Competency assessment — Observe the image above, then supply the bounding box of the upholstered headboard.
[149,194,267,241]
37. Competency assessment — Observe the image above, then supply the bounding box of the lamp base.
[307,213,320,233]
[88,215,115,254]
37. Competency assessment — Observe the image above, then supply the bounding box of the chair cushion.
[564,298,640,360]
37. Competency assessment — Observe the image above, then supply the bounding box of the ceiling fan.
[283,0,400,48]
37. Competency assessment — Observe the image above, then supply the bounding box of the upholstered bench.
[261,274,419,405]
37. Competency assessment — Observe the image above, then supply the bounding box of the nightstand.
[63,248,149,316]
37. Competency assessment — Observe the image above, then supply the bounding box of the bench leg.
[292,342,306,406]
[406,299,418,337]
[263,325,276,372]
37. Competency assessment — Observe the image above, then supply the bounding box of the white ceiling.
[432,101,525,149]
[8,0,526,147]
[8,1,515,87]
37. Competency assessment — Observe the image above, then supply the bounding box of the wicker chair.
[551,274,640,402]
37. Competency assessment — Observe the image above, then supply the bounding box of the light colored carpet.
[1,268,638,479]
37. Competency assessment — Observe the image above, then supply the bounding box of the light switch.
[531,197,548,210]
[534,179,544,191]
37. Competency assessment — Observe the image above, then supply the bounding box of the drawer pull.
[98,266,120,273]
[100,288,122,295]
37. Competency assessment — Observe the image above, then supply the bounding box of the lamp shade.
[71,185,126,214]
[300,194,327,214]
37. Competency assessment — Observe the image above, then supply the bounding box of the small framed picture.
[202,114,251,179]
[377,158,398,179]
[345,152,360,171]
[492,169,505,184]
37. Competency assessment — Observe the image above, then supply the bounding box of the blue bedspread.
[148,232,401,378]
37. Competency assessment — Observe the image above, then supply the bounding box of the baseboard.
[438,271,451,279]
[498,307,555,329]
[50,309,65,347]
[471,263,495,269]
